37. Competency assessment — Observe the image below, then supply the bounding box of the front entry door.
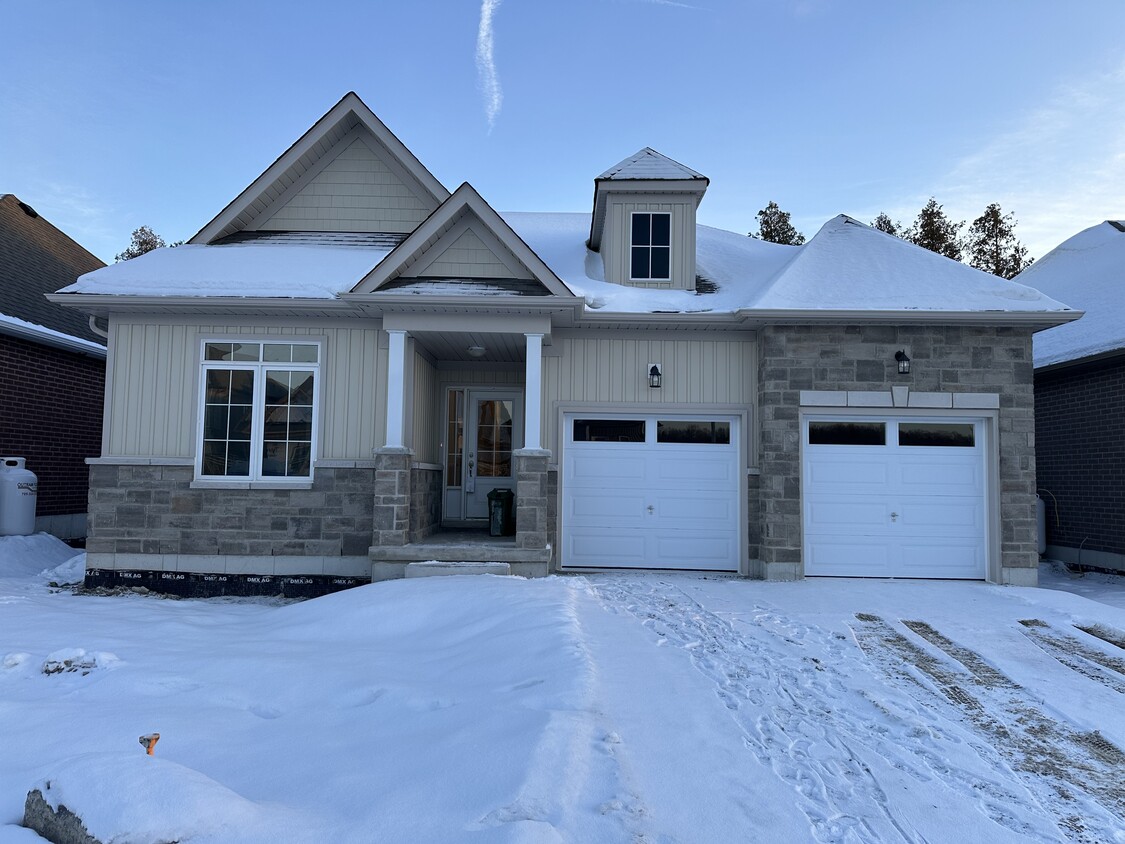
[462,390,523,520]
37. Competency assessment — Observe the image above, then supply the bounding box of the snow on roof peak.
[1017,220,1125,367]
[597,148,706,182]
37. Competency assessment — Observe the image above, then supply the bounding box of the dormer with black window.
[587,148,709,290]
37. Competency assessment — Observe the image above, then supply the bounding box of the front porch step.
[404,561,511,578]
[368,541,552,564]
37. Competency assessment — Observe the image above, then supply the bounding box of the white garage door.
[561,414,741,571]
[803,416,987,579]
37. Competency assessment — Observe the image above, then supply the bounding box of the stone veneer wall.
[547,469,558,567]
[747,473,761,573]
[758,325,1037,582]
[87,463,375,566]
[410,467,443,542]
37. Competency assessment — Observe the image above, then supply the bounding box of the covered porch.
[367,312,557,578]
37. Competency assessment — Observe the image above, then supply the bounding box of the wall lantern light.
[648,363,662,389]
[895,350,911,375]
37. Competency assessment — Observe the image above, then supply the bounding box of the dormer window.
[630,212,671,281]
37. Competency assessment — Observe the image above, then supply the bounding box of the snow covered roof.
[1014,221,1125,368]
[61,241,395,299]
[58,214,1075,324]
[597,148,707,182]
[0,312,106,357]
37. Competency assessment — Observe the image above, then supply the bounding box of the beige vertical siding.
[412,352,438,464]
[602,197,697,289]
[543,334,756,453]
[105,320,384,462]
[403,224,533,280]
[258,135,432,234]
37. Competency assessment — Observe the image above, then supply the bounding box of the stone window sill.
[189,480,314,491]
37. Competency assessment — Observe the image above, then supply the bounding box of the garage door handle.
[890,512,899,522]
[647,505,654,514]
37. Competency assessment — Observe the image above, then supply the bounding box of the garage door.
[561,414,741,571]
[803,416,987,579]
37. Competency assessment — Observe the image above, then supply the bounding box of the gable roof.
[0,194,106,345]
[1015,220,1125,368]
[191,92,450,244]
[351,183,574,298]
[597,148,707,181]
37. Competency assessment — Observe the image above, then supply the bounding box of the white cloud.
[476,0,503,131]
[933,61,1125,259]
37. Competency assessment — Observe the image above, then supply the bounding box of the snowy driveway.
[1,539,1123,843]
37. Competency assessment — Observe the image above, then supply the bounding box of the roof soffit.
[191,92,451,244]
[351,183,576,299]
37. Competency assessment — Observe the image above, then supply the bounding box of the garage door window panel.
[573,419,645,443]
[808,421,886,446]
[657,420,731,444]
[898,423,975,447]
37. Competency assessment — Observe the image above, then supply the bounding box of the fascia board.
[382,312,553,335]
[45,293,356,317]
[734,308,1085,328]
[190,93,450,245]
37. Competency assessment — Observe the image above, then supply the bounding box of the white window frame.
[194,339,322,486]
[629,211,672,282]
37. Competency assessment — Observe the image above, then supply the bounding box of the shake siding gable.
[258,135,433,233]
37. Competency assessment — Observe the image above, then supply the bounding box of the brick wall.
[1034,360,1125,557]
[0,334,104,517]
[758,324,1038,580]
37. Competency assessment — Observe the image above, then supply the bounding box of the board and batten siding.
[105,320,386,462]
[542,335,756,455]
[601,197,697,290]
[411,350,439,465]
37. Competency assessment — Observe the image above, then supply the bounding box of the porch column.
[385,329,407,448]
[524,333,543,450]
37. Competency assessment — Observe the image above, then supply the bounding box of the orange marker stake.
[139,733,160,755]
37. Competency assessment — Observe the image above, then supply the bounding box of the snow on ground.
[1040,558,1125,610]
[2,534,1124,843]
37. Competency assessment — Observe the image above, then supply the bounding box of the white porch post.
[385,329,408,448]
[524,333,544,451]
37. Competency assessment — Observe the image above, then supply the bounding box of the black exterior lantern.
[895,350,911,375]
[648,364,662,388]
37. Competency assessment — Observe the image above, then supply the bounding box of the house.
[1014,221,1125,574]
[50,93,1077,596]
[0,194,107,540]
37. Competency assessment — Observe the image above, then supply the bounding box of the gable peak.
[597,147,707,182]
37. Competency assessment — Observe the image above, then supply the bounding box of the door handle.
[890,512,899,522]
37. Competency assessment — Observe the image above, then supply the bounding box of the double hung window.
[198,341,319,481]
[630,212,671,281]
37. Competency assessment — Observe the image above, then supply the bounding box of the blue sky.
[3,0,1124,265]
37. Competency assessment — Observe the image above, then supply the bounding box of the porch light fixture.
[648,363,662,389]
[895,350,911,375]
[466,345,487,358]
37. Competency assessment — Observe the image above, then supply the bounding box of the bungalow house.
[51,93,1076,596]
[1014,221,1125,573]
[0,194,107,539]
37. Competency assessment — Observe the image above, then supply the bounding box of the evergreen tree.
[750,201,806,245]
[966,203,1033,279]
[115,225,181,261]
[905,198,964,261]
[871,212,903,237]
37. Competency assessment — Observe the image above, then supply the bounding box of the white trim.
[524,333,543,450]
[385,329,407,448]
[193,337,322,483]
[627,210,672,282]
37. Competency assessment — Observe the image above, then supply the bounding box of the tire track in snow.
[854,615,1125,844]
[1018,619,1125,694]
[587,577,1056,844]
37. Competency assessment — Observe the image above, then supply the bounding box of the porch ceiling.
[412,330,528,363]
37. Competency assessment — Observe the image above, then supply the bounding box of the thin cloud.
[476,0,503,131]
[934,61,1125,259]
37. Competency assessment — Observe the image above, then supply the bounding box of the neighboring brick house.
[1015,221,1125,573]
[0,194,107,539]
[51,93,1077,596]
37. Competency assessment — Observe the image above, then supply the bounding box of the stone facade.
[757,324,1038,583]
[514,449,551,553]
[372,448,412,547]
[85,462,376,581]
[410,466,443,542]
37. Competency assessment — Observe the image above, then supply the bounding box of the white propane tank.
[0,458,38,536]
